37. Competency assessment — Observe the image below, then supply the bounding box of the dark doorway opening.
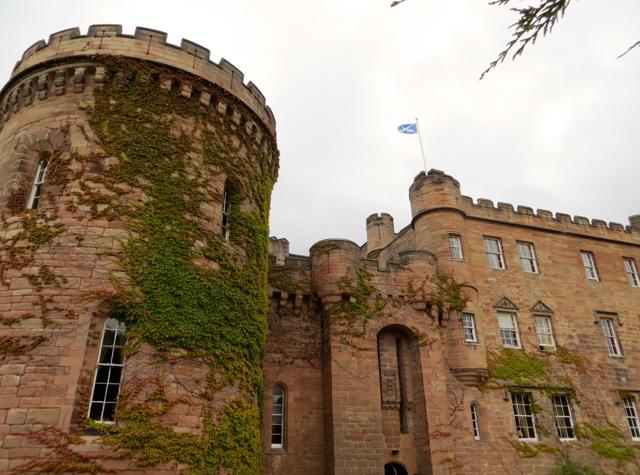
[384,462,409,475]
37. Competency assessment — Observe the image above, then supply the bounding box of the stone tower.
[0,25,278,473]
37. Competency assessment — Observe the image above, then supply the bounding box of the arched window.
[89,318,126,422]
[471,404,480,440]
[271,386,284,448]
[27,159,49,209]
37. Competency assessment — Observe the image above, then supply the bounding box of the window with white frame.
[581,252,599,281]
[27,159,49,209]
[221,188,230,240]
[471,404,480,440]
[498,312,520,348]
[600,318,622,356]
[271,386,285,448]
[461,314,477,343]
[624,259,639,287]
[449,235,463,259]
[533,316,555,350]
[512,393,537,440]
[89,318,126,422]
[552,395,576,440]
[484,238,505,269]
[622,397,640,441]
[517,242,538,273]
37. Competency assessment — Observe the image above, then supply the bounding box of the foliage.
[550,457,610,475]
[390,0,639,78]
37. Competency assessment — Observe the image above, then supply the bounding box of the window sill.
[464,342,481,347]
[608,355,626,359]
[451,258,467,262]
[269,448,287,455]
[517,438,538,443]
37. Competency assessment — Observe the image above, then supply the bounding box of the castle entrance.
[384,463,409,475]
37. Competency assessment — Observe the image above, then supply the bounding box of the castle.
[1,25,640,475]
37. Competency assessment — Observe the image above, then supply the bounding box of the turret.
[0,25,278,473]
[366,213,395,258]
[630,215,640,231]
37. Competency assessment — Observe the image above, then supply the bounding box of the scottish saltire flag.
[397,123,418,134]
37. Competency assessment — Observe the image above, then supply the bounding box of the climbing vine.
[8,54,279,475]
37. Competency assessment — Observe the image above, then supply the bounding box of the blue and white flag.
[397,123,418,134]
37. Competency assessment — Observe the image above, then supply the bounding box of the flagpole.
[415,118,427,173]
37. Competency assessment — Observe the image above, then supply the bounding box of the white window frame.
[271,386,285,449]
[89,318,126,423]
[600,318,622,356]
[533,316,556,350]
[461,313,477,343]
[581,252,599,281]
[622,397,640,441]
[449,235,463,260]
[471,404,480,440]
[498,312,521,349]
[484,237,505,269]
[517,242,538,274]
[27,159,49,209]
[512,393,537,441]
[221,189,230,240]
[624,258,639,287]
[552,395,576,441]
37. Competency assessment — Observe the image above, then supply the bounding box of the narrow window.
[512,393,537,440]
[622,397,640,441]
[600,318,622,356]
[534,316,555,350]
[449,235,463,259]
[221,189,230,240]
[581,252,599,281]
[27,159,49,209]
[89,318,126,422]
[552,395,576,440]
[624,259,639,287]
[271,386,284,448]
[484,238,505,269]
[498,312,520,348]
[517,242,538,273]
[471,404,480,440]
[396,338,408,434]
[461,314,477,343]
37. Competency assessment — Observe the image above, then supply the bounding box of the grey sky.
[1,0,638,255]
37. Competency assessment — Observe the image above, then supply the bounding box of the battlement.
[459,195,640,244]
[6,25,275,134]
[410,169,460,192]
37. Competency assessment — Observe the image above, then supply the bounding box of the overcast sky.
[1,0,638,255]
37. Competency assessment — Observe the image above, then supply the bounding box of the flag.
[397,123,418,134]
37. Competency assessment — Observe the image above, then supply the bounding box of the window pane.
[623,398,640,439]
[512,393,536,440]
[552,395,575,439]
[91,319,126,422]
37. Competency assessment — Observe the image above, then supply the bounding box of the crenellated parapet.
[2,25,275,136]
[409,169,640,246]
[459,195,640,244]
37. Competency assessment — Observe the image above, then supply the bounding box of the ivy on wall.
[6,55,279,475]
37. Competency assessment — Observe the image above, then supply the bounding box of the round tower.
[0,25,278,473]
[408,169,487,386]
[365,212,395,258]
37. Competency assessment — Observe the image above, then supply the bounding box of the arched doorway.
[384,462,409,475]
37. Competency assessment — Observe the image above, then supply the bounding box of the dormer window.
[27,159,49,209]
